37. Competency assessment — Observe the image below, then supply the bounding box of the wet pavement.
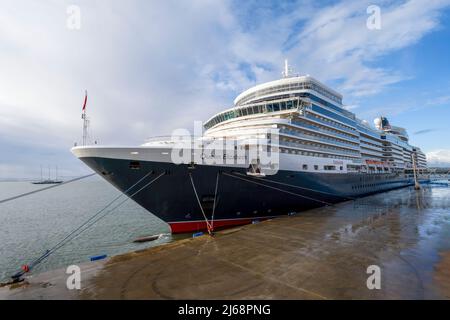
[1,184,450,299]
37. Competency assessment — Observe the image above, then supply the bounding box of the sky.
[1,0,450,179]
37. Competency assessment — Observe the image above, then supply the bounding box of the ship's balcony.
[280,139,361,157]
[279,128,360,151]
[304,114,358,136]
[290,120,360,142]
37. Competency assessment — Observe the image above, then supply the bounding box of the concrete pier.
[1,185,450,299]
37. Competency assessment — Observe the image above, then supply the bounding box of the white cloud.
[0,1,248,151]
[426,95,450,106]
[288,0,450,97]
[343,104,360,111]
[1,0,449,177]
[426,149,450,166]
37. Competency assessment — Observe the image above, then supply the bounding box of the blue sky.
[1,0,450,179]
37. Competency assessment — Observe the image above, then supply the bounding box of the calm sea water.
[1,176,449,283]
[0,177,173,281]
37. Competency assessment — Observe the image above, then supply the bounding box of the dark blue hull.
[81,157,420,233]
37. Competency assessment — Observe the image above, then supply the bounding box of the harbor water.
[0,176,449,297]
[0,177,173,281]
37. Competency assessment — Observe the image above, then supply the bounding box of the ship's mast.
[82,113,87,146]
[282,59,292,78]
[82,90,88,146]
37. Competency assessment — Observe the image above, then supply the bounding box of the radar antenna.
[81,90,90,146]
[282,59,293,78]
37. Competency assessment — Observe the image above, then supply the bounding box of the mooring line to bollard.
[7,171,165,283]
[232,171,355,200]
[188,172,213,235]
[55,172,166,250]
[210,172,221,231]
[223,172,332,206]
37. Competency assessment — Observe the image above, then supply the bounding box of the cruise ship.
[72,62,428,233]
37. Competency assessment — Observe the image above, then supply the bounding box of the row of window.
[280,138,360,156]
[204,99,299,129]
[382,134,411,150]
[360,137,384,147]
[282,137,360,155]
[360,148,383,158]
[307,83,342,104]
[279,147,356,160]
[236,81,342,106]
[280,127,359,150]
[383,150,404,157]
[291,119,359,142]
[361,151,383,160]
[386,155,406,162]
[301,164,344,171]
[303,93,354,119]
[357,124,383,141]
[305,113,356,136]
[382,144,403,153]
[360,141,383,152]
[310,104,357,128]
[384,151,403,156]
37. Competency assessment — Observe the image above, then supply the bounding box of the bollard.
[90,254,107,262]
[192,232,204,238]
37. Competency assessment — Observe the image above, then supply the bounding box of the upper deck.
[234,75,343,107]
[200,70,425,170]
[204,75,349,131]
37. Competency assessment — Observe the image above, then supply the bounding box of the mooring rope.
[223,172,332,206]
[233,172,355,200]
[211,172,221,231]
[0,173,96,205]
[9,171,165,281]
[61,172,166,245]
[188,172,213,235]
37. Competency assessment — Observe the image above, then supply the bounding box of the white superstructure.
[71,61,429,234]
[202,62,427,174]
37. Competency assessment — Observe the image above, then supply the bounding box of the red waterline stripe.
[168,218,266,234]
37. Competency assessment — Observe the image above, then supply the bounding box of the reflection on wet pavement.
[1,185,450,299]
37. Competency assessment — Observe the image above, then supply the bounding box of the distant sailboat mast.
[32,165,62,184]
